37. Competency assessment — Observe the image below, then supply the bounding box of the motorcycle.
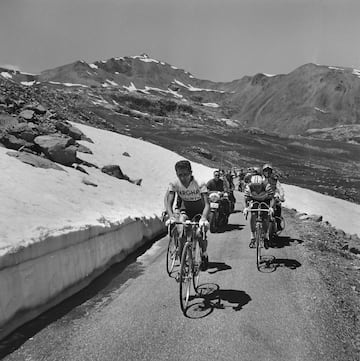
[208,191,230,233]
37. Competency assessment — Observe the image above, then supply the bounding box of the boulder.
[76,143,93,154]
[24,103,47,115]
[7,123,39,142]
[6,151,64,171]
[34,134,77,166]
[19,109,35,121]
[55,121,84,140]
[0,133,34,150]
[122,152,130,157]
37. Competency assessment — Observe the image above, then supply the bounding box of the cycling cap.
[252,167,261,174]
[251,175,263,184]
[175,160,192,172]
[262,163,273,171]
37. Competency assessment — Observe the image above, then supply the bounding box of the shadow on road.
[257,256,302,273]
[185,283,251,319]
[221,223,245,232]
[271,236,303,249]
[207,261,232,274]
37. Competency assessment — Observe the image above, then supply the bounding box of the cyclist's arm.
[165,191,176,218]
[201,193,210,220]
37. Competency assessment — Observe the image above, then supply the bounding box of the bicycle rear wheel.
[192,239,202,292]
[256,224,262,270]
[166,232,178,276]
[179,243,192,313]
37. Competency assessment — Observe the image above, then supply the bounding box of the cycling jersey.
[168,177,207,219]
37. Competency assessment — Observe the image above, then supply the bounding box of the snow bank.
[283,184,360,236]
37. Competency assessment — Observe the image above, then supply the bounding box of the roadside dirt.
[282,207,360,360]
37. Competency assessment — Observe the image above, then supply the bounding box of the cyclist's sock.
[251,232,255,239]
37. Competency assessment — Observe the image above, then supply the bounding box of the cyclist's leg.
[249,212,256,247]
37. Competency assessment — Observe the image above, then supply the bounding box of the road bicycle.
[172,217,206,313]
[245,201,272,270]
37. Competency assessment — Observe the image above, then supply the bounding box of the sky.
[1,121,359,256]
[1,0,360,81]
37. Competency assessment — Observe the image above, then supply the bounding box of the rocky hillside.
[2,56,360,137]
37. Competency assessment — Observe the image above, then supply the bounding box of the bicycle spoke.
[179,245,192,313]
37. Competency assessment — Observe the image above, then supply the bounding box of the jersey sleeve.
[168,181,177,193]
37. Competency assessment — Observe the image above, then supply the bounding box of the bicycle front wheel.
[179,243,192,313]
[256,224,262,270]
[192,239,202,292]
[166,232,178,276]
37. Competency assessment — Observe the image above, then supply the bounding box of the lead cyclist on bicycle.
[243,175,275,248]
[165,160,210,270]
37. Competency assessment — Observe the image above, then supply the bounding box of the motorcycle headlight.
[209,192,220,202]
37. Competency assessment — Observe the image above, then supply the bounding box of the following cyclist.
[262,163,285,231]
[243,174,275,249]
[165,160,210,270]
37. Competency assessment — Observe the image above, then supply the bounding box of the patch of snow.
[49,81,88,88]
[21,81,35,86]
[171,66,179,70]
[101,83,109,88]
[114,57,124,61]
[202,103,220,108]
[132,55,159,64]
[263,73,276,77]
[1,72,13,79]
[328,66,344,71]
[352,68,360,77]
[89,63,98,69]
[174,79,225,93]
[115,71,119,74]
[314,107,327,113]
[106,79,118,86]
[123,82,137,92]
[20,71,37,76]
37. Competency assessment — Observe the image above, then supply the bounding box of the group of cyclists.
[164,160,285,271]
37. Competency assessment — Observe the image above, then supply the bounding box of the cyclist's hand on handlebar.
[268,207,274,216]
[243,207,249,216]
[199,218,209,228]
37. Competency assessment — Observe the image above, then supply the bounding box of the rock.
[34,134,77,165]
[0,133,34,150]
[19,109,35,121]
[6,151,64,171]
[335,229,346,237]
[7,123,39,142]
[349,247,360,255]
[299,214,310,220]
[24,103,47,115]
[73,164,89,174]
[55,121,84,140]
[101,165,128,180]
[310,214,323,222]
[76,143,93,154]
[122,152,130,157]
[82,178,98,187]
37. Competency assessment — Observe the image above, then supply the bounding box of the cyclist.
[243,174,275,249]
[165,160,210,270]
[262,164,285,230]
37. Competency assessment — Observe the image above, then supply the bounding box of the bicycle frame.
[173,220,206,313]
[247,201,271,270]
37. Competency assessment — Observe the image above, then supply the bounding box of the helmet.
[250,175,263,184]
[262,163,273,171]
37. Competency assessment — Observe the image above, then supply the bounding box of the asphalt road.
[1,192,347,361]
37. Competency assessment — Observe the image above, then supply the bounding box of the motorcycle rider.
[262,163,285,231]
[243,174,275,249]
[206,170,231,216]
